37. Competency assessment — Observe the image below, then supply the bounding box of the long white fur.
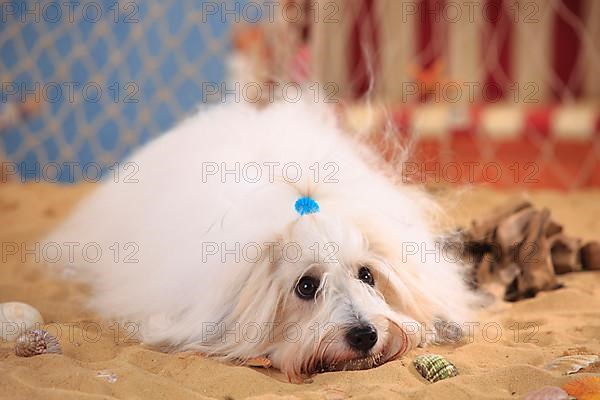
[46,101,477,380]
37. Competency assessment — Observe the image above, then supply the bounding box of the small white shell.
[0,302,44,341]
[544,354,599,375]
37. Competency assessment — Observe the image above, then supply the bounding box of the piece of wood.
[496,207,537,257]
[469,199,532,242]
[514,209,560,299]
[549,234,582,274]
[463,200,596,302]
[580,242,600,271]
[475,253,495,286]
[545,219,564,237]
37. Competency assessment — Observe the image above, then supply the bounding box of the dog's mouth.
[316,352,385,372]
[310,319,411,374]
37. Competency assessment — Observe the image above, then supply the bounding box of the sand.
[1,182,599,399]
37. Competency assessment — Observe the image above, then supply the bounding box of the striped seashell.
[523,386,571,400]
[413,354,458,383]
[14,329,62,357]
[545,354,599,375]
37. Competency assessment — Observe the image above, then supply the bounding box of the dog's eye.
[295,276,319,300]
[358,266,375,286]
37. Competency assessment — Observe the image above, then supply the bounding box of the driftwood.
[469,200,532,242]
[496,207,537,256]
[461,199,599,302]
[549,234,582,274]
[512,209,561,299]
[580,242,600,271]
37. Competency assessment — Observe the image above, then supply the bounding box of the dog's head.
[219,205,472,381]
[263,214,414,379]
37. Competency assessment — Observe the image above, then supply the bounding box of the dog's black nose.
[345,325,378,352]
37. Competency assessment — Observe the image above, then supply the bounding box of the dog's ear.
[214,252,284,360]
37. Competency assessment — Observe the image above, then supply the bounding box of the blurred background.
[1,0,599,189]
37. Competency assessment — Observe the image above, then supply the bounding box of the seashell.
[523,386,570,400]
[0,302,44,341]
[563,377,600,400]
[14,329,62,357]
[545,354,599,375]
[413,354,458,383]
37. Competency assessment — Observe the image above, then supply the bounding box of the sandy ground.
[1,182,599,399]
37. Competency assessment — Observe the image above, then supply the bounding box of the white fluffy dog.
[48,101,476,381]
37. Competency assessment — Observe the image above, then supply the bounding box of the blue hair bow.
[294,197,320,216]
